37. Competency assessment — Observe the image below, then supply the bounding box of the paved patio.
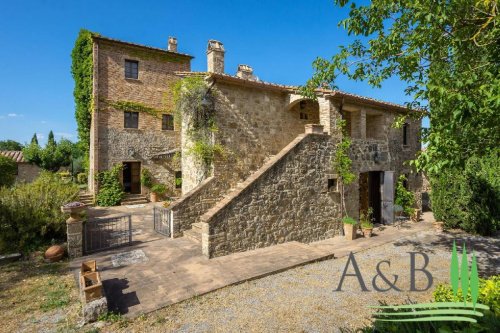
[71,208,436,317]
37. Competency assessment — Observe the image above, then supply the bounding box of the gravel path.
[98,229,499,333]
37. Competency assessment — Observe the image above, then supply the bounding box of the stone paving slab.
[71,213,435,317]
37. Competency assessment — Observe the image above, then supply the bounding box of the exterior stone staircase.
[78,191,95,207]
[121,194,149,206]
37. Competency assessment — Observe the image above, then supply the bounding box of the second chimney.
[207,40,225,73]
[167,36,177,52]
[236,64,253,80]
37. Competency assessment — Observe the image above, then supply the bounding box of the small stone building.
[87,34,422,258]
[0,151,41,183]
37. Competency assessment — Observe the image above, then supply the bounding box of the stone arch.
[285,94,320,124]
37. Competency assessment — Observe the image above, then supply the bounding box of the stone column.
[62,205,86,258]
[318,96,342,139]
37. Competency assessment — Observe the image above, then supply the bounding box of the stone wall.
[343,109,422,220]
[91,39,191,194]
[16,163,41,183]
[200,129,341,258]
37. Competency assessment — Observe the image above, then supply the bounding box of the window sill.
[125,77,141,82]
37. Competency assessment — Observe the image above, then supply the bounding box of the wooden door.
[381,171,394,225]
[130,162,141,194]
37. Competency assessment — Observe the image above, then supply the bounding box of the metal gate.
[84,214,132,254]
[153,207,171,237]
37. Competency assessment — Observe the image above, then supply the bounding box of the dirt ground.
[2,228,498,333]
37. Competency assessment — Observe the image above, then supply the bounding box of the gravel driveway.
[98,229,499,333]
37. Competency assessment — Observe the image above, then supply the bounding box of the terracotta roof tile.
[0,150,26,163]
[175,71,411,111]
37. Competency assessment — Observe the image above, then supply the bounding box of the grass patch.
[0,260,79,332]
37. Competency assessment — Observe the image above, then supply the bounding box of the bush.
[0,155,17,187]
[77,172,87,184]
[433,275,500,316]
[0,172,79,253]
[395,174,415,216]
[431,150,500,235]
[151,183,167,195]
[140,168,153,188]
[96,164,124,206]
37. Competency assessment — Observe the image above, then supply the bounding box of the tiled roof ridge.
[0,150,26,163]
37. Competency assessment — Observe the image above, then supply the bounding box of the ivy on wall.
[107,100,163,119]
[172,76,225,167]
[71,29,96,156]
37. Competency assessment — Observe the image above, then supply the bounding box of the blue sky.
[0,0,425,145]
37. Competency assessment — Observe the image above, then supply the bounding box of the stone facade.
[88,33,422,259]
[89,36,192,195]
[0,151,41,183]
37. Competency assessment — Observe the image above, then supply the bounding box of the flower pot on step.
[434,221,444,233]
[150,192,158,203]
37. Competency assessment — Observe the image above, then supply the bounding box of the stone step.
[183,229,201,242]
[121,198,149,206]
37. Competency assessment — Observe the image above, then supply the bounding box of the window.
[403,123,409,145]
[300,112,308,120]
[124,111,139,128]
[403,174,409,190]
[175,171,182,189]
[162,114,174,131]
[125,60,139,79]
[327,178,338,192]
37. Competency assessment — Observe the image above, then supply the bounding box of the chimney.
[236,64,254,80]
[207,40,225,73]
[167,36,177,52]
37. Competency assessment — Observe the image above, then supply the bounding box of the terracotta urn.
[411,209,421,223]
[362,228,373,238]
[150,192,158,203]
[45,245,64,262]
[344,223,357,241]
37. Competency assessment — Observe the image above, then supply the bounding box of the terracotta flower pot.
[150,192,158,203]
[344,223,357,240]
[362,228,373,238]
[411,209,421,223]
[45,245,64,262]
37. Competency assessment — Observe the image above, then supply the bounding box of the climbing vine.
[332,119,355,218]
[107,100,163,119]
[71,29,96,154]
[172,76,225,167]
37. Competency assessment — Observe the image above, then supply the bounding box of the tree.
[303,0,499,174]
[30,133,38,145]
[22,131,75,172]
[0,155,17,187]
[0,140,23,151]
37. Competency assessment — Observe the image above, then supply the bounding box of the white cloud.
[7,113,23,118]
[36,133,45,140]
[41,120,47,124]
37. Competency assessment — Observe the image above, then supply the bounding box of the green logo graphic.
[370,241,489,323]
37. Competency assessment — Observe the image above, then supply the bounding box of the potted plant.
[342,216,357,240]
[150,183,167,203]
[434,221,445,232]
[61,201,87,221]
[360,208,374,238]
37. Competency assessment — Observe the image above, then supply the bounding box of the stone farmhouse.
[87,34,422,258]
[0,150,41,183]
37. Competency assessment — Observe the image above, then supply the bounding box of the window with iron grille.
[162,114,174,131]
[125,60,139,79]
[124,111,139,128]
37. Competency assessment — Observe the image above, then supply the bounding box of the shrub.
[0,155,17,187]
[77,172,87,184]
[395,174,415,216]
[0,172,79,253]
[151,183,167,195]
[140,168,153,188]
[433,275,500,316]
[431,150,500,235]
[96,164,124,206]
